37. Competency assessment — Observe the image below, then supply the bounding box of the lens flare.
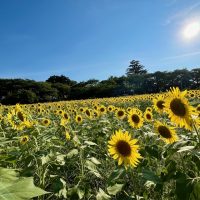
[182,21,200,40]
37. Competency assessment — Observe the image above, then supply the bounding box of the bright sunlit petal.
[182,21,200,40]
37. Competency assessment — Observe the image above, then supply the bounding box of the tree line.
[0,60,199,105]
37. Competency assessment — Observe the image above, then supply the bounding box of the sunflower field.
[0,87,200,200]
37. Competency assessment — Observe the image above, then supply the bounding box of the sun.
[182,21,200,40]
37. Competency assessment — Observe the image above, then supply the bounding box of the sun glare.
[182,21,200,40]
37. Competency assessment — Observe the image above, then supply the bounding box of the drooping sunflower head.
[127,109,144,129]
[153,95,165,113]
[154,121,179,144]
[20,135,29,145]
[164,87,194,130]
[16,111,25,122]
[108,130,142,168]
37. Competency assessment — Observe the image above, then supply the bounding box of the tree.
[46,75,76,86]
[51,83,70,100]
[126,60,147,76]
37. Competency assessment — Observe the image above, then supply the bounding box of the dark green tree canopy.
[46,75,76,86]
[0,66,199,105]
[126,60,147,76]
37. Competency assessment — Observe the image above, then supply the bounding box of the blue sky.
[0,0,200,81]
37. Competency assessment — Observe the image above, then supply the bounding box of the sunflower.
[62,112,70,121]
[7,109,32,130]
[85,109,92,119]
[107,105,114,112]
[154,121,179,144]
[108,130,142,168]
[115,108,126,120]
[98,105,107,115]
[153,95,165,113]
[146,107,153,113]
[164,87,194,130]
[196,104,200,113]
[127,109,144,129]
[79,107,85,113]
[42,119,51,126]
[126,107,132,113]
[92,110,99,118]
[75,115,83,124]
[20,135,29,145]
[57,110,63,116]
[144,111,153,122]
[16,111,25,122]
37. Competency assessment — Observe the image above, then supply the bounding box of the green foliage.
[0,167,48,200]
[0,68,200,104]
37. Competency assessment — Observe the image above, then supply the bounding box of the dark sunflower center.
[197,107,200,111]
[17,112,24,121]
[22,137,27,142]
[158,126,172,138]
[131,114,140,123]
[118,111,124,117]
[77,117,81,121]
[44,120,48,124]
[170,98,186,117]
[100,108,105,112]
[64,114,68,119]
[146,114,151,120]
[86,110,90,116]
[116,140,131,156]
[157,100,165,109]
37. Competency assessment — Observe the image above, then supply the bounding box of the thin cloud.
[162,50,200,60]
[164,1,200,25]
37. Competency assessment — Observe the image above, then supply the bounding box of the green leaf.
[175,172,192,200]
[190,182,200,200]
[142,169,162,184]
[177,146,195,153]
[85,160,102,178]
[66,149,78,158]
[0,168,18,188]
[96,188,111,200]
[107,184,123,195]
[56,154,66,165]
[0,167,48,200]
[107,168,125,184]
[89,157,101,165]
[0,177,48,200]
[77,188,85,199]
[41,155,50,165]
[84,141,97,146]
